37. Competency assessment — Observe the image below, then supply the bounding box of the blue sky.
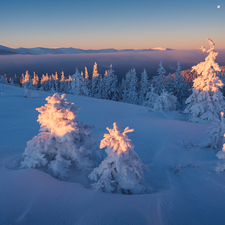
[0,0,224,49]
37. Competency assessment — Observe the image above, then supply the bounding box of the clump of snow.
[89,122,148,194]
[203,112,225,150]
[184,38,225,122]
[21,93,99,179]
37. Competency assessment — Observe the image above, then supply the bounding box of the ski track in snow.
[1,84,225,225]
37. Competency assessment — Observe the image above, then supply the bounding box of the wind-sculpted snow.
[1,84,225,225]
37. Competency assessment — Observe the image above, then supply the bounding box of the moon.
[217,5,221,8]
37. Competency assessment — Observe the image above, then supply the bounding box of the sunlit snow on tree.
[21,93,99,179]
[89,122,148,194]
[184,38,225,122]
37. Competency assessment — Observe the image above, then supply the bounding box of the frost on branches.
[21,93,99,179]
[89,122,148,194]
[152,89,177,112]
[203,112,225,150]
[184,38,225,122]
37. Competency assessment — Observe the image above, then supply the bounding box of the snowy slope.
[0,84,225,225]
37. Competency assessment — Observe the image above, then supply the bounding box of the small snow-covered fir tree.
[184,38,225,122]
[139,69,149,105]
[215,134,225,172]
[21,93,99,179]
[89,122,148,194]
[152,61,167,95]
[203,112,225,150]
[152,89,177,111]
[143,84,158,110]
[21,86,31,98]
[27,78,34,90]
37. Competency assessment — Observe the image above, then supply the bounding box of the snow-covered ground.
[1,83,225,225]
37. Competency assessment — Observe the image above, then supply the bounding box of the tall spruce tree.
[172,62,189,109]
[122,68,138,104]
[139,69,149,105]
[184,38,225,122]
[152,61,167,95]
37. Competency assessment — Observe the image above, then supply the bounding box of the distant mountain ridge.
[0,45,173,55]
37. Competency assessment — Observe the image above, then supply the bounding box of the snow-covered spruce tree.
[89,122,148,194]
[40,73,50,91]
[21,70,30,87]
[27,78,34,90]
[84,67,91,90]
[65,75,73,93]
[91,62,103,98]
[152,89,177,111]
[102,64,119,101]
[9,77,16,86]
[52,72,59,92]
[152,61,167,95]
[139,69,149,105]
[203,112,225,150]
[143,84,158,110]
[184,38,225,122]
[219,70,225,97]
[91,62,100,97]
[122,68,138,104]
[70,68,89,96]
[21,93,99,179]
[59,71,67,93]
[32,72,39,90]
[0,75,8,84]
[215,135,225,172]
[172,61,189,109]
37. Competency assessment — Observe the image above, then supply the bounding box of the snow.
[1,83,225,224]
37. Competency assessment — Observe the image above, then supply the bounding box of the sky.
[0,0,224,50]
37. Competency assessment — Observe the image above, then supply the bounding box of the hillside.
[0,84,225,225]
